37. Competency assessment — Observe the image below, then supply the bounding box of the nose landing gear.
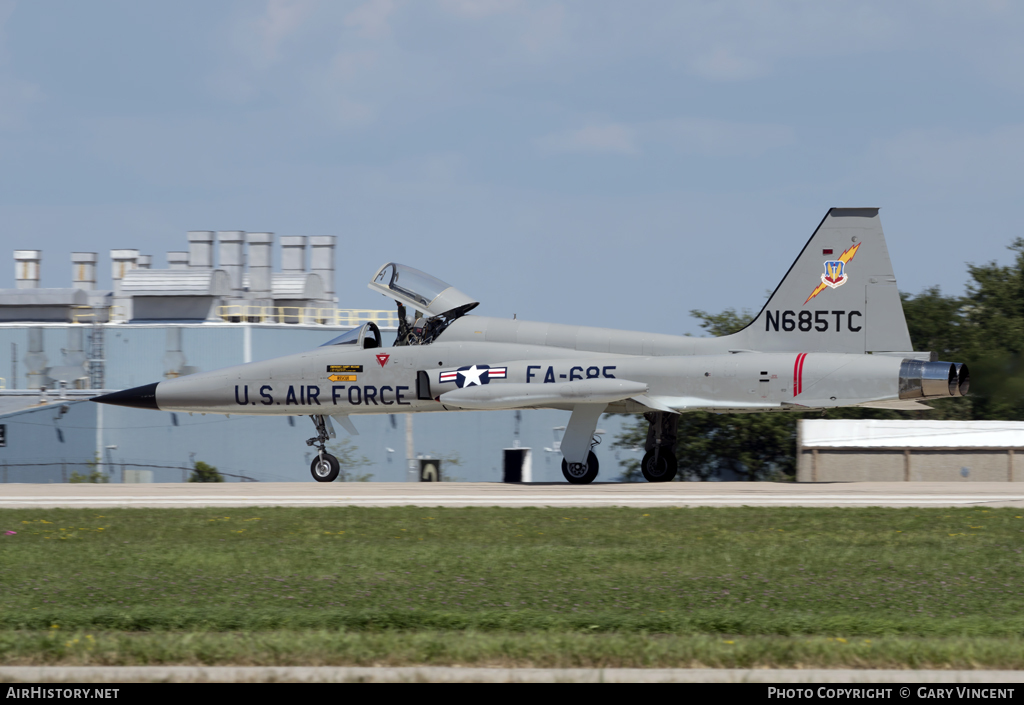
[307,415,340,482]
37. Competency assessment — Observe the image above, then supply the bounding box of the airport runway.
[2,482,1024,508]
[1,665,1021,683]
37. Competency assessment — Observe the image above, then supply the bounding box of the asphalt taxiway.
[1,482,1024,509]
[1,666,1021,683]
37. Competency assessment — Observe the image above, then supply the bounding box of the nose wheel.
[310,453,340,482]
[306,414,340,483]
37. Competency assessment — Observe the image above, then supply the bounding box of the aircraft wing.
[439,379,648,410]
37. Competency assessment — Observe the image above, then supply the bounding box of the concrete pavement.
[2,481,1024,508]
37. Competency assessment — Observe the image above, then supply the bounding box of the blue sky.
[1,0,1022,334]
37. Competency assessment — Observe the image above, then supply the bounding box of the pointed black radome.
[92,382,160,410]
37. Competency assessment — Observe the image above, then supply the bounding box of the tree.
[189,461,224,483]
[950,238,1024,421]
[325,437,373,482]
[688,308,757,337]
[425,451,465,482]
[69,470,109,483]
[70,453,109,483]
[895,238,1024,421]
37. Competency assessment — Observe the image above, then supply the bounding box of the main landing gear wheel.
[306,415,339,482]
[641,449,677,482]
[562,451,599,485]
[310,453,340,482]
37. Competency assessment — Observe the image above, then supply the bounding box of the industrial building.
[798,419,1024,482]
[0,234,632,484]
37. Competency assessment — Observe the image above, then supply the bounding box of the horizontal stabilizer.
[630,395,679,413]
[641,396,779,411]
[857,399,933,411]
[440,379,648,410]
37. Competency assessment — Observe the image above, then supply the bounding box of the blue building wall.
[0,400,97,483]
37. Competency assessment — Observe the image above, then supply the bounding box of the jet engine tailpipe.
[952,362,970,397]
[899,360,969,400]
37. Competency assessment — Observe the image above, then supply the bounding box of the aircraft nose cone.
[91,382,160,410]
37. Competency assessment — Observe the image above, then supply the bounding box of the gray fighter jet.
[93,208,969,484]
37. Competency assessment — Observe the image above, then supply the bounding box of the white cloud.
[687,47,765,82]
[539,118,793,159]
[255,0,320,63]
[653,118,795,157]
[329,49,379,83]
[345,0,396,38]
[0,75,39,128]
[539,123,639,156]
[520,4,566,55]
[206,1,1024,146]
[210,0,320,99]
[662,1,899,83]
[0,0,40,128]
[662,1,1024,88]
[437,0,522,18]
[869,125,1024,199]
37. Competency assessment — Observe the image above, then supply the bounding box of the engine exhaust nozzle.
[953,362,969,397]
[899,360,961,400]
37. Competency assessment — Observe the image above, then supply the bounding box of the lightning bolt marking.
[803,282,827,305]
[838,241,861,264]
[803,242,862,305]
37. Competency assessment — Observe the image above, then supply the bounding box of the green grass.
[5,631,1024,669]
[2,505,1023,667]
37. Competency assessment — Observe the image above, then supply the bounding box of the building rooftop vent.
[0,289,89,306]
[121,269,231,297]
[242,272,325,300]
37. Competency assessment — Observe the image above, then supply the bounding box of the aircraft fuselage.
[152,321,907,417]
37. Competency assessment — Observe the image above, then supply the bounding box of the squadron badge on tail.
[804,242,861,304]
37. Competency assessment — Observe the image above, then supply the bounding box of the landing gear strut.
[559,404,606,485]
[641,412,678,482]
[307,415,340,482]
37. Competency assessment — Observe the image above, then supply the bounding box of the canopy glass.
[367,262,478,318]
[373,264,451,308]
[320,321,382,349]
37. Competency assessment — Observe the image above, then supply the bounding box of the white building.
[798,419,1024,482]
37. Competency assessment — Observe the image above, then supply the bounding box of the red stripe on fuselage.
[797,353,807,396]
[793,353,807,397]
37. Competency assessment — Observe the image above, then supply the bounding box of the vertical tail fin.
[728,208,913,354]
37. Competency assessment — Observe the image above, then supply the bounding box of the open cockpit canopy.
[368,263,478,319]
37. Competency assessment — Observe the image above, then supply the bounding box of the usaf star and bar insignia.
[438,364,507,388]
